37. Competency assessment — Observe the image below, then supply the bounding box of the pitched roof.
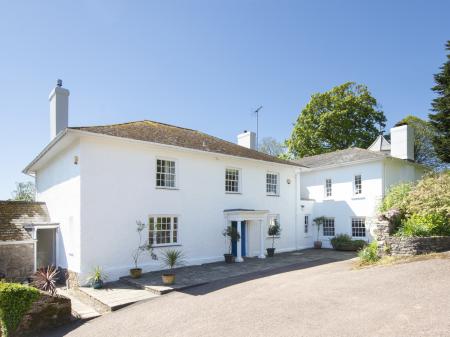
[294,147,388,168]
[70,120,300,166]
[0,201,50,241]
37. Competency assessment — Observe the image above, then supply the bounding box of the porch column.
[259,219,266,259]
[236,220,243,262]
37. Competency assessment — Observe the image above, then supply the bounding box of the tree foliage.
[286,82,386,158]
[11,182,35,202]
[429,41,450,163]
[258,137,286,157]
[395,115,445,169]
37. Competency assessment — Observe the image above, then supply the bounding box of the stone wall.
[12,292,71,337]
[0,243,34,281]
[374,220,450,256]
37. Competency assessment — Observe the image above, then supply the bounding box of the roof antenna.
[253,105,263,150]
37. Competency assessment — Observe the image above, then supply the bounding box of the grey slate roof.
[294,147,389,168]
[0,201,50,241]
[70,120,302,167]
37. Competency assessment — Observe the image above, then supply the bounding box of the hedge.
[0,282,40,337]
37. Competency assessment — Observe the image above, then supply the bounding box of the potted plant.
[130,220,154,278]
[222,225,240,263]
[267,218,281,257]
[87,266,107,289]
[313,216,326,249]
[160,249,185,285]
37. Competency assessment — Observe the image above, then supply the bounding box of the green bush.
[330,234,367,251]
[379,183,412,213]
[396,213,450,237]
[357,241,380,264]
[0,282,40,337]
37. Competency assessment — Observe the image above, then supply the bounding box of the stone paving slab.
[56,288,101,321]
[121,249,356,295]
[78,281,160,311]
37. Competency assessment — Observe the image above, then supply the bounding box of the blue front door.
[231,221,246,257]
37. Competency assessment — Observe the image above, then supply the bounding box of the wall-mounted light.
[286,178,291,184]
[74,156,79,165]
[301,205,305,209]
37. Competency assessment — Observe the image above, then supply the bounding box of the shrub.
[405,171,450,217]
[32,266,59,296]
[331,234,367,251]
[0,282,40,337]
[358,241,380,264]
[160,249,185,271]
[396,213,450,237]
[379,183,412,213]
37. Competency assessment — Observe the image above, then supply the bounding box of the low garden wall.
[0,243,34,281]
[375,220,450,256]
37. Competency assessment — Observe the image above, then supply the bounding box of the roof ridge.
[70,119,198,133]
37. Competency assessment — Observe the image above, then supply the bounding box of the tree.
[11,182,35,201]
[286,82,386,158]
[259,137,286,157]
[429,41,450,163]
[395,116,445,169]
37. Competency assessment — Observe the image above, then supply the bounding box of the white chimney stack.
[237,130,257,150]
[390,124,414,161]
[49,79,70,140]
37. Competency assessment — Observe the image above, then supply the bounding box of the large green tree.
[395,116,445,169]
[429,41,450,163]
[259,137,286,157]
[286,82,386,158]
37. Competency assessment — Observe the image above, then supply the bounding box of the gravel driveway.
[46,254,450,337]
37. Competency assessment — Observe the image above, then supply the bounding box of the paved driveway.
[46,253,450,337]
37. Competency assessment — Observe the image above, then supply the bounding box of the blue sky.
[0,0,449,199]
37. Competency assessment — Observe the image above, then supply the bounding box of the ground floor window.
[149,216,178,245]
[304,215,309,234]
[322,218,335,237]
[351,217,366,237]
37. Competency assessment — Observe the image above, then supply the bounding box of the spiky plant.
[161,249,185,271]
[32,266,59,295]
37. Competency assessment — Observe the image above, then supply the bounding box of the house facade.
[19,82,426,283]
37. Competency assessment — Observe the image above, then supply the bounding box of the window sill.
[152,244,182,248]
[266,194,280,197]
[225,192,242,195]
[351,196,365,200]
[156,187,179,191]
[266,236,281,239]
[323,198,334,201]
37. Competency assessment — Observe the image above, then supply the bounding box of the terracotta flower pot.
[266,248,275,257]
[162,273,176,285]
[130,268,142,279]
[314,241,322,249]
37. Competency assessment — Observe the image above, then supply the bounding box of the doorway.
[36,228,56,269]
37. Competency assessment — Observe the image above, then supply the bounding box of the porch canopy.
[223,209,269,262]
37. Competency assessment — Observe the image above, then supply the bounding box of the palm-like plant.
[161,249,185,272]
[32,266,59,296]
[87,266,107,285]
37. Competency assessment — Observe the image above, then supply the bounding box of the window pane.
[323,218,335,236]
[325,179,332,197]
[354,175,362,195]
[352,217,366,237]
[156,160,176,188]
[266,173,278,195]
[225,169,239,192]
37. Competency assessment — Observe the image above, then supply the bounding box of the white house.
[22,82,426,283]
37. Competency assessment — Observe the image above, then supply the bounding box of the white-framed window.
[325,178,332,197]
[352,217,366,237]
[304,215,309,234]
[354,174,362,195]
[322,218,335,237]
[225,168,240,193]
[266,172,279,196]
[156,159,177,188]
[149,215,178,246]
[267,214,281,237]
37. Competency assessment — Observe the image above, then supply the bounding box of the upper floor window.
[325,178,332,197]
[149,215,178,246]
[323,218,335,237]
[352,217,366,237]
[266,172,279,196]
[225,168,240,193]
[354,174,362,195]
[156,159,176,188]
[304,215,309,234]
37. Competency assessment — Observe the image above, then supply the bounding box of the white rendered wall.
[300,161,384,247]
[78,135,299,281]
[384,159,426,193]
[35,141,81,273]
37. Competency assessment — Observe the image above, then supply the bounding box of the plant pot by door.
[314,241,322,249]
[266,248,275,257]
[92,280,103,289]
[130,268,142,279]
[224,254,234,264]
[162,273,175,285]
